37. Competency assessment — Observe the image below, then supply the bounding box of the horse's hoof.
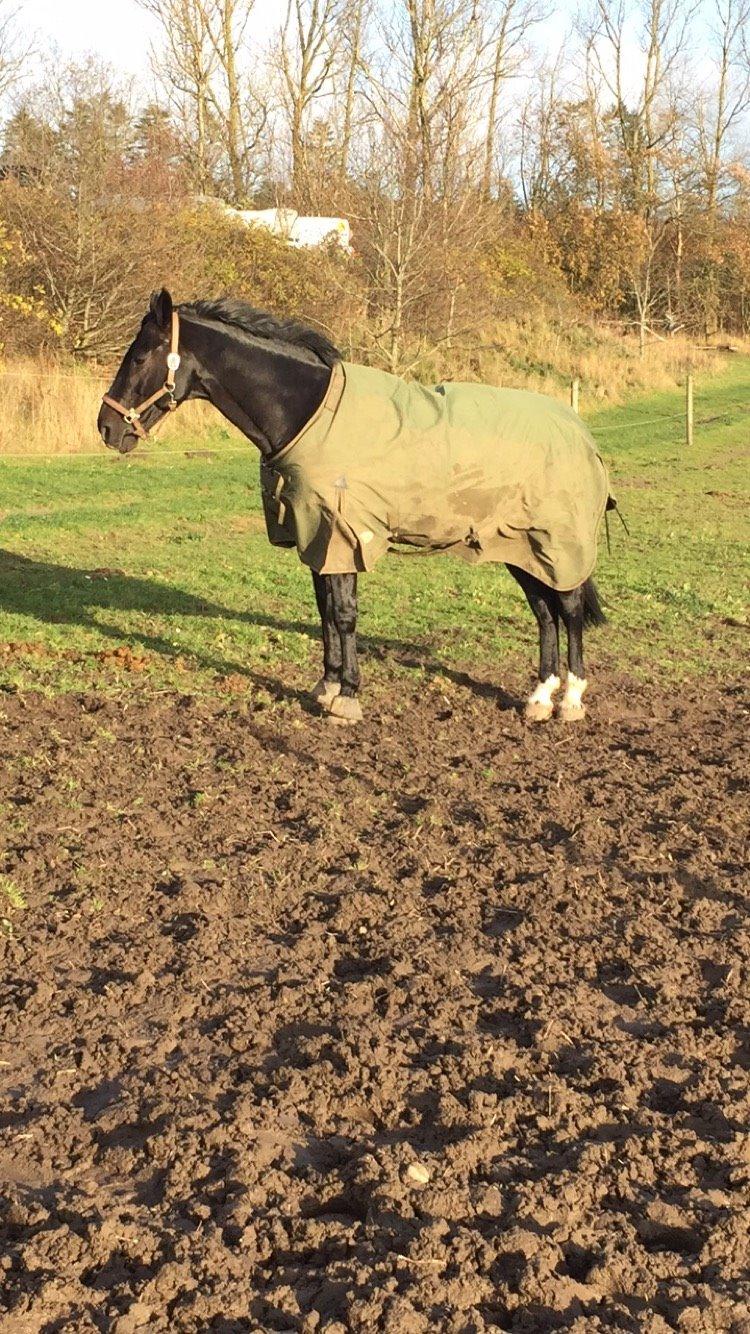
[311,677,341,710]
[559,701,586,722]
[329,694,363,725]
[525,699,554,723]
[524,675,560,723]
[559,674,587,722]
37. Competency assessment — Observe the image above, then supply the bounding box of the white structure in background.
[240,207,352,253]
[198,198,352,252]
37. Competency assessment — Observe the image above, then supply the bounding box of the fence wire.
[588,413,684,433]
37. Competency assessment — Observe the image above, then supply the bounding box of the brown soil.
[0,670,748,1333]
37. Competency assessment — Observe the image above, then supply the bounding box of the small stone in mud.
[405,1162,431,1185]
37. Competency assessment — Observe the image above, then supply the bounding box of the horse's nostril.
[101,423,111,444]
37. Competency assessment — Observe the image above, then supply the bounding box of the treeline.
[1,0,750,370]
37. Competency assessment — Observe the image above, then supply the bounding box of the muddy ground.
[0,668,748,1333]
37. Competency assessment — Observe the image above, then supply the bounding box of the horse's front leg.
[311,571,342,708]
[329,573,362,723]
[310,572,363,724]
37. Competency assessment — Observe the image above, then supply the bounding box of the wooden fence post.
[686,373,694,447]
[570,377,580,414]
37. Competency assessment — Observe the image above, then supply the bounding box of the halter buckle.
[123,409,141,426]
[166,352,181,373]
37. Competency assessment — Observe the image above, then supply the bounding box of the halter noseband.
[102,311,181,439]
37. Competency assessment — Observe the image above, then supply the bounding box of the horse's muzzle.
[98,405,137,453]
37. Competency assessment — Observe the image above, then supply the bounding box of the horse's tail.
[582,577,607,627]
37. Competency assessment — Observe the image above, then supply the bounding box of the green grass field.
[0,361,747,697]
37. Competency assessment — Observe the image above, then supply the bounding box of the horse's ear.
[150,288,173,331]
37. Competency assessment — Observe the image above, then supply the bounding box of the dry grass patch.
[0,359,244,456]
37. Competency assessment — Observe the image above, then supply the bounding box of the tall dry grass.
[419,321,734,406]
[482,325,733,407]
[0,359,243,456]
[0,329,737,455]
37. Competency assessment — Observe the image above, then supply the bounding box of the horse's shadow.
[0,549,519,709]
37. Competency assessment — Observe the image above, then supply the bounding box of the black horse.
[98,289,607,725]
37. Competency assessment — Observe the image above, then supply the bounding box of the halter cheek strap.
[102,311,181,439]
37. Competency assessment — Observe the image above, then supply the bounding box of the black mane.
[181,298,341,368]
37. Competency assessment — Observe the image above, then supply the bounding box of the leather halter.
[101,311,181,439]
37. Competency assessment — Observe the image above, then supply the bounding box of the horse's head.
[98,289,188,453]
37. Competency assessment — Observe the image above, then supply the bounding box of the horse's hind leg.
[558,586,587,722]
[506,565,560,722]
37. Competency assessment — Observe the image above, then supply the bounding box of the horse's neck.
[183,316,331,457]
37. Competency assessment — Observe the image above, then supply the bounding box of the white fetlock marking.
[562,673,587,711]
[525,674,560,722]
[528,675,561,708]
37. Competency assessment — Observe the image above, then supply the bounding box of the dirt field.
[1,669,748,1333]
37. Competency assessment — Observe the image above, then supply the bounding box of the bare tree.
[200,0,267,203]
[683,0,750,333]
[625,213,672,354]
[355,140,478,373]
[584,0,693,211]
[339,0,366,185]
[518,55,566,210]
[279,0,346,199]
[0,2,30,98]
[139,0,217,192]
[140,0,267,201]
[397,0,484,196]
[481,0,543,197]
[349,0,500,374]
[697,0,750,215]
[578,0,695,348]
[345,0,485,224]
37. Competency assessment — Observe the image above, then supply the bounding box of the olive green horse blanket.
[260,361,611,590]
